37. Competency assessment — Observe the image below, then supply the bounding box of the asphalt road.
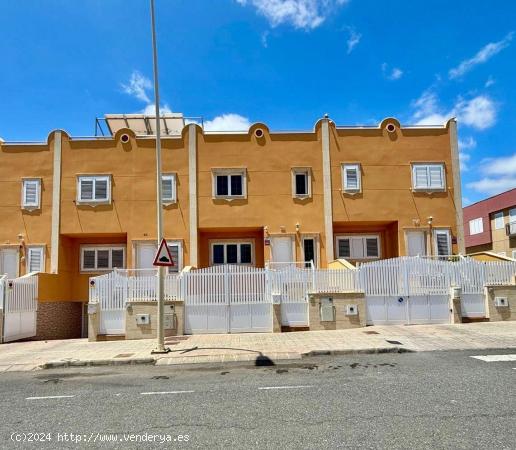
[0,350,515,449]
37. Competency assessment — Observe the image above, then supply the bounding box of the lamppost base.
[151,347,171,354]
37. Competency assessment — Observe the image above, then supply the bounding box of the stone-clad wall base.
[308,292,366,330]
[486,285,516,321]
[36,301,83,340]
[125,301,184,340]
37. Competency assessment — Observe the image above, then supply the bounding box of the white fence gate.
[183,265,272,334]
[1,273,38,343]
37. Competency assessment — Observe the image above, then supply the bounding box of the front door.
[271,237,294,264]
[406,231,426,256]
[0,248,18,278]
[136,242,157,269]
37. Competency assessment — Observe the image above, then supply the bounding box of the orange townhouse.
[0,113,464,339]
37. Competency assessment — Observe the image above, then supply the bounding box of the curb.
[302,347,414,357]
[40,358,156,370]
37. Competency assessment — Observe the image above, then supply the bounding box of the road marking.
[470,354,516,362]
[140,390,194,395]
[258,385,313,391]
[26,395,75,400]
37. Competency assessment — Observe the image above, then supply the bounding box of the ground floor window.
[210,241,254,265]
[80,245,125,272]
[302,236,317,267]
[26,246,45,273]
[335,235,380,260]
[433,229,451,257]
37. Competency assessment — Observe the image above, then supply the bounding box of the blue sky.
[1,0,515,204]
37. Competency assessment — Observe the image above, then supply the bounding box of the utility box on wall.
[135,314,150,325]
[346,304,358,316]
[494,297,509,308]
[320,297,335,322]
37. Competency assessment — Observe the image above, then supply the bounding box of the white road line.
[258,385,313,391]
[26,395,75,400]
[140,390,194,395]
[470,354,516,362]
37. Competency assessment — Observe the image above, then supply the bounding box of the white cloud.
[449,32,514,79]
[381,63,403,80]
[236,0,349,30]
[204,114,251,131]
[462,196,471,206]
[411,90,497,129]
[466,153,516,196]
[459,152,471,172]
[466,177,516,196]
[459,137,477,150]
[482,153,516,176]
[142,104,172,115]
[121,71,153,103]
[346,28,361,54]
[261,30,269,47]
[485,76,495,87]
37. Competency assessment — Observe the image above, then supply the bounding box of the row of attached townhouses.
[0,114,465,339]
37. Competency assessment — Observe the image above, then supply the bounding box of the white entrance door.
[406,231,426,256]
[136,242,157,269]
[271,237,294,264]
[0,249,18,278]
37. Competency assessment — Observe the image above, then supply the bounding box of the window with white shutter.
[77,176,111,203]
[493,212,504,230]
[335,235,380,260]
[411,164,445,191]
[342,164,361,192]
[434,229,451,257]
[26,246,44,273]
[80,246,125,272]
[162,174,177,204]
[22,179,41,209]
[469,218,483,235]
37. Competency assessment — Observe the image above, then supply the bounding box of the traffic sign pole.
[150,0,169,354]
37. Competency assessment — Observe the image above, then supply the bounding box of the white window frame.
[161,174,177,205]
[80,245,125,272]
[209,240,254,266]
[291,167,312,198]
[26,245,45,273]
[433,229,452,257]
[77,175,111,204]
[342,163,361,193]
[469,218,483,235]
[21,178,41,209]
[212,169,247,200]
[166,240,183,273]
[411,163,446,192]
[335,235,381,260]
[493,211,504,230]
[301,235,319,268]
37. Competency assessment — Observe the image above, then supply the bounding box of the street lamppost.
[150,0,169,354]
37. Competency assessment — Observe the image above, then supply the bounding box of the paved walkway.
[1,322,515,372]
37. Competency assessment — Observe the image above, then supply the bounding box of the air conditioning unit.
[346,304,358,316]
[494,297,508,308]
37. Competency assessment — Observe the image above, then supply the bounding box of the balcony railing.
[505,221,516,237]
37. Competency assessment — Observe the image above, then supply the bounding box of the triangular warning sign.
[153,238,175,267]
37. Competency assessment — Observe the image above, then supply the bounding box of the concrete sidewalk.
[1,322,515,372]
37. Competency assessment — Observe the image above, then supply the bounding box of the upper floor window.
[412,163,445,191]
[292,168,311,198]
[336,235,380,260]
[77,175,111,204]
[469,217,483,235]
[26,246,45,273]
[342,164,361,193]
[162,174,177,204]
[212,169,246,199]
[81,245,125,272]
[493,211,504,230]
[21,178,41,209]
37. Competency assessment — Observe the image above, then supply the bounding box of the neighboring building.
[0,114,463,337]
[463,188,516,258]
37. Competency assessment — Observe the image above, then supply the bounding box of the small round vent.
[254,128,265,138]
[120,133,131,143]
[386,123,396,133]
